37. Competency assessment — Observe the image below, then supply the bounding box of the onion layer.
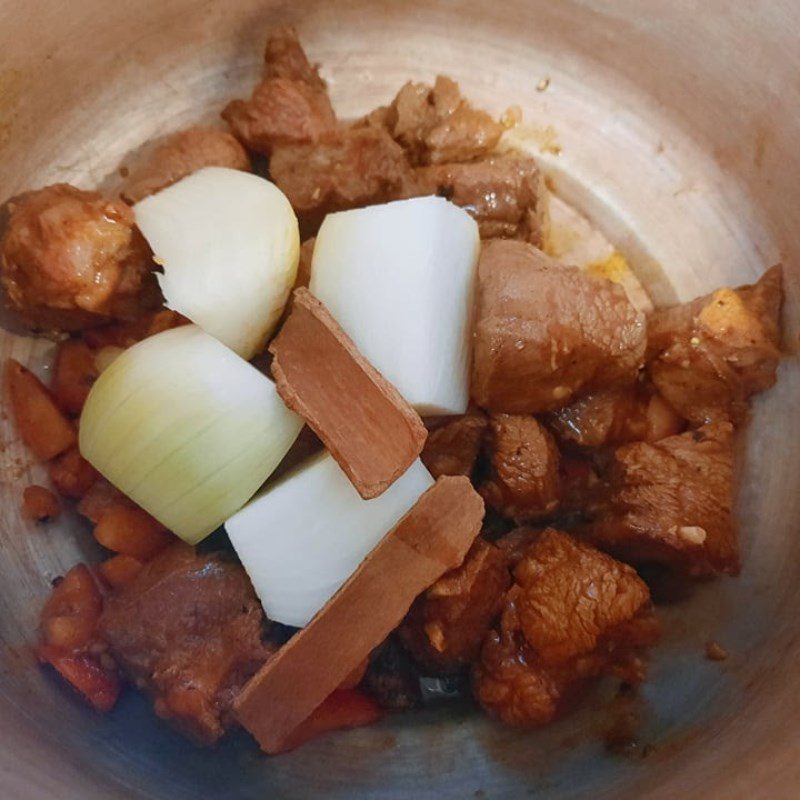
[79,325,303,544]
[134,167,300,360]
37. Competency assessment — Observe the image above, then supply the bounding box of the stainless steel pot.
[0,1,798,797]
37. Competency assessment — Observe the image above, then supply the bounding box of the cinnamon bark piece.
[270,288,427,499]
[234,476,484,753]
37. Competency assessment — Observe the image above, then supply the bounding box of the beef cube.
[1,185,156,331]
[421,409,488,479]
[549,383,683,448]
[407,154,548,246]
[480,414,560,521]
[472,529,659,727]
[222,29,337,155]
[99,544,273,744]
[269,126,411,217]
[646,266,782,425]
[399,539,510,674]
[588,422,737,576]
[364,636,422,710]
[472,240,646,413]
[386,76,503,165]
[121,127,251,203]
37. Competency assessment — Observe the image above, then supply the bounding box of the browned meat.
[263,26,327,88]
[399,539,510,674]
[471,240,646,413]
[269,126,411,216]
[495,526,541,568]
[407,154,548,246]
[473,529,659,726]
[99,544,273,745]
[588,422,737,576]
[646,266,782,425]
[121,127,251,203]
[294,237,316,289]
[421,409,488,479]
[222,29,337,155]
[385,76,503,165]
[549,383,684,448]
[480,414,560,521]
[1,185,157,331]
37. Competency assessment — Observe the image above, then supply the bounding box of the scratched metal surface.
[0,1,798,797]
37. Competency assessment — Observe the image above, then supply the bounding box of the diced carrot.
[21,485,61,522]
[77,481,132,523]
[339,658,369,690]
[41,564,103,651]
[5,359,77,461]
[98,554,144,589]
[94,505,172,560]
[49,447,99,499]
[273,690,383,753]
[38,645,121,712]
[51,340,98,415]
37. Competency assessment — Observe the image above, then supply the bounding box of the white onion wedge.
[310,196,480,415]
[134,167,300,360]
[225,454,434,627]
[79,325,303,544]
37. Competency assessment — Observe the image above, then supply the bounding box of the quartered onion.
[310,196,480,415]
[226,453,434,627]
[79,325,303,544]
[134,167,300,360]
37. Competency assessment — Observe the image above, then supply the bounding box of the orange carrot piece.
[38,645,121,712]
[5,359,76,461]
[51,340,98,414]
[77,481,131,523]
[49,447,99,499]
[21,485,61,522]
[98,554,144,588]
[273,690,383,754]
[93,505,172,560]
[41,564,103,651]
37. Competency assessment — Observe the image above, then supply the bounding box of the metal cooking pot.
[0,1,798,797]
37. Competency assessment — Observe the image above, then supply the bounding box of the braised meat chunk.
[472,240,646,413]
[421,409,488,479]
[549,383,683,449]
[480,414,560,521]
[385,76,503,165]
[399,539,510,673]
[270,126,411,217]
[646,266,782,425]
[473,530,659,726]
[1,185,156,330]
[588,422,737,576]
[99,544,273,744]
[408,155,549,246]
[222,28,337,155]
[121,127,251,203]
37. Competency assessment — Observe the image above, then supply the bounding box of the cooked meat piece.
[269,126,411,216]
[386,76,503,165]
[646,266,782,425]
[421,409,488,479]
[1,185,157,330]
[222,29,337,155]
[480,414,560,521]
[471,240,646,413]
[99,544,273,745]
[549,384,684,448]
[364,636,421,710]
[473,529,659,726]
[121,127,251,203]
[263,26,327,88]
[406,154,548,246]
[495,526,541,568]
[511,529,652,665]
[588,422,737,576]
[399,539,510,673]
[558,455,604,516]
